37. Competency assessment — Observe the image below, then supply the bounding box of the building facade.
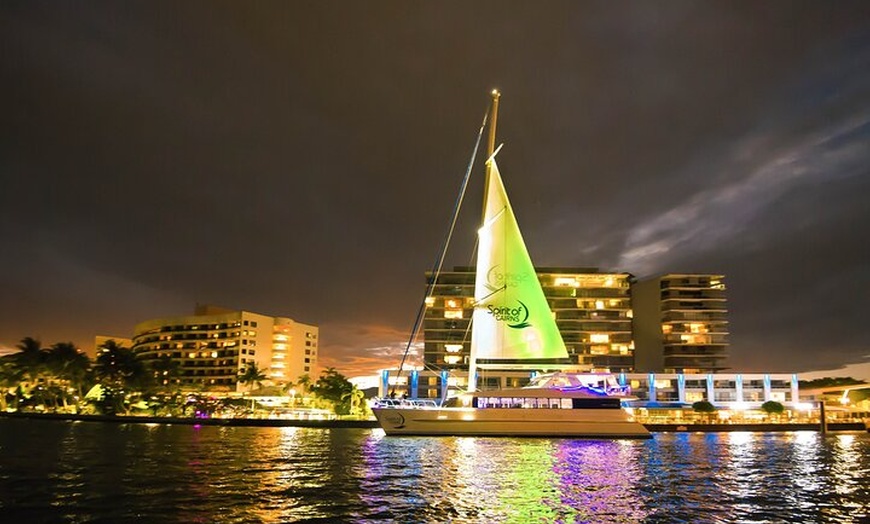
[131,305,318,392]
[423,266,636,374]
[632,274,729,373]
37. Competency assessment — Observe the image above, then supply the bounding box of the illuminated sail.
[470,156,569,366]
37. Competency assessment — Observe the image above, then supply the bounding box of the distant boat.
[372,92,650,439]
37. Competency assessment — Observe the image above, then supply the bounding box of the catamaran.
[372,92,650,439]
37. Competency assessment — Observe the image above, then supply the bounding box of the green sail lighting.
[471,157,569,363]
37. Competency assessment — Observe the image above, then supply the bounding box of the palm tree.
[297,373,312,394]
[0,355,24,411]
[150,355,181,393]
[47,342,91,407]
[341,385,367,418]
[238,362,267,394]
[14,336,47,387]
[94,339,143,386]
[93,339,145,414]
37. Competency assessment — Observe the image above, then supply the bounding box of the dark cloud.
[1,2,869,375]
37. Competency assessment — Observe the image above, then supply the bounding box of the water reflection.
[2,420,869,523]
[358,435,649,523]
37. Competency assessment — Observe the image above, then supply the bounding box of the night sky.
[2,2,869,378]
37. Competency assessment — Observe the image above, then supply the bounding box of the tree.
[14,336,47,386]
[692,400,716,422]
[0,355,23,411]
[94,340,144,387]
[341,385,367,418]
[312,367,354,415]
[297,374,312,394]
[238,362,267,394]
[149,355,181,393]
[760,400,784,418]
[47,342,91,405]
[93,340,146,414]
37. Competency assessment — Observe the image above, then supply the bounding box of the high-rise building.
[423,267,635,373]
[632,274,729,373]
[131,305,318,392]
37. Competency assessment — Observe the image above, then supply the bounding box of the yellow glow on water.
[728,431,753,447]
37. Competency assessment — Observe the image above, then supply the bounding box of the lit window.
[590,345,609,355]
[595,300,605,310]
[590,333,610,344]
[445,344,462,353]
[188,352,196,358]
[444,355,461,365]
[445,299,461,308]
[662,325,673,334]
[687,323,707,333]
[425,297,435,307]
[554,277,578,287]
[444,310,463,319]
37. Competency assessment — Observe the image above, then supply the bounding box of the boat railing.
[372,398,441,409]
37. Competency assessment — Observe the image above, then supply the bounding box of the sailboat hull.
[371,405,651,439]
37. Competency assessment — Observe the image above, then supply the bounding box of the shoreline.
[1,411,865,433]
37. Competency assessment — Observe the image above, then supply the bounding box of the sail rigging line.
[389,104,491,397]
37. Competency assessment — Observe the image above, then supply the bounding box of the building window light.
[590,333,610,344]
[445,344,463,353]
[687,323,707,333]
[590,345,609,355]
[444,309,463,319]
[425,297,435,307]
[595,300,605,310]
[554,277,578,287]
[444,355,461,365]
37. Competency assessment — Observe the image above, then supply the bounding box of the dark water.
[0,419,868,523]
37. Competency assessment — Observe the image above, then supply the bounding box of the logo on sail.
[487,301,531,329]
[485,266,529,293]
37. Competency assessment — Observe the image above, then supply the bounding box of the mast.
[486,89,500,157]
[469,89,501,394]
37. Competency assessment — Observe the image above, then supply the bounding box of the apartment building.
[131,305,318,392]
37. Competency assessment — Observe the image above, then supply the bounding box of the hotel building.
[423,266,635,373]
[632,274,729,373]
[131,305,318,392]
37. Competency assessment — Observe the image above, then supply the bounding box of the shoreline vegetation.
[2,411,865,433]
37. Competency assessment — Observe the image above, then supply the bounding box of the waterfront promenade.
[2,411,865,433]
